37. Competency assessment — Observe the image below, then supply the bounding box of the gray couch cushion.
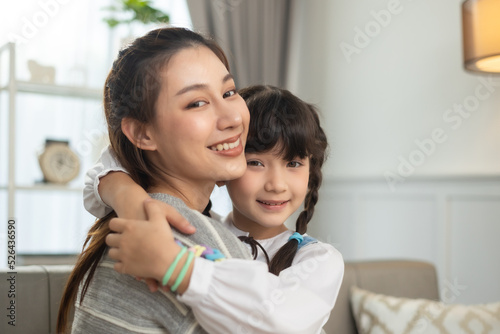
[323,260,439,334]
[0,265,73,334]
[1,266,50,333]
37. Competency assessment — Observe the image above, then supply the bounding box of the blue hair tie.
[288,232,303,244]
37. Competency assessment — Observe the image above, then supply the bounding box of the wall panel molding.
[310,177,500,304]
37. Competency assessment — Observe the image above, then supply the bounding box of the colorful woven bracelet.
[188,245,207,257]
[202,247,225,262]
[175,240,226,262]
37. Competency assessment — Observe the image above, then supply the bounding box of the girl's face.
[226,149,310,239]
[147,46,250,197]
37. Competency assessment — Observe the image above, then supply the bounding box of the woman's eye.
[247,160,263,167]
[187,100,207,109]
[223,89,237,98]
[287,161,303,168]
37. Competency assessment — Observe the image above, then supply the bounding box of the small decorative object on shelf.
[27,60,55,84]
[38,139,81,184]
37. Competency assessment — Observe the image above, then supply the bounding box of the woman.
[58,27,252,333]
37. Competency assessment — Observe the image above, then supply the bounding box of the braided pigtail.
[294,112,327,235]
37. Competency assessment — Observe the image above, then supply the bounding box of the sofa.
[0,260,439,334]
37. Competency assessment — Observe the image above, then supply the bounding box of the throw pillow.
[350,286,500,334]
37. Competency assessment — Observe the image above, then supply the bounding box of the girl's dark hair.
[57,27,230,333]
[239,85,328,275]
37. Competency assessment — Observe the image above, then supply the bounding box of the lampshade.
[462,0,500,73]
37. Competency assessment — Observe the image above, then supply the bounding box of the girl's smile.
[256,199,290,211]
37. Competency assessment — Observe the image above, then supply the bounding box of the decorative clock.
[38,139,80,184]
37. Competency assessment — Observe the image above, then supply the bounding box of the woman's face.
[148,46,250,190]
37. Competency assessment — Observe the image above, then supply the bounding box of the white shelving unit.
[0,43,104,266]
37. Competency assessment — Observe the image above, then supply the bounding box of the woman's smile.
[208,135,244,157]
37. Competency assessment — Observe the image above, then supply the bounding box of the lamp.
[462,0,500,73]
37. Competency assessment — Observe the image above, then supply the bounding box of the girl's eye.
[287,161,303,168]
[187,100,207,109]
[247,160,263,167]
[223,89,237,98]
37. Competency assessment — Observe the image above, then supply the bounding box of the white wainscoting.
[308,177,500,305]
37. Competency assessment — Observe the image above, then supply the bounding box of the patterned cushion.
[350,286,500,334]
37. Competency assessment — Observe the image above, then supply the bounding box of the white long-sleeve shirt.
[83,146,344,334]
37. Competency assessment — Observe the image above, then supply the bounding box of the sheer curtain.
[186,0,292,88]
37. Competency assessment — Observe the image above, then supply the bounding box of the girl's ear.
[121,117,157,151]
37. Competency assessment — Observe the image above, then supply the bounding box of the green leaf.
[104,18,120,28]
[101,0,169,28]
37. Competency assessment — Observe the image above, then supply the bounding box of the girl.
[86,84,344,333]
[225,85,332,275]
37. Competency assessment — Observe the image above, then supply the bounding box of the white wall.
[288,0,500,180]
[288,0,500,304]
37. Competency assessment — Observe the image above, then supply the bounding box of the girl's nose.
[264,168,288,193]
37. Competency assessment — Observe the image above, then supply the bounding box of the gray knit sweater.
[71,193,251,334]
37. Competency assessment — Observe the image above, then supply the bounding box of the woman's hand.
[106,199,184,282]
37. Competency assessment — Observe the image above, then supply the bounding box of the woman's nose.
[217,100,244,130]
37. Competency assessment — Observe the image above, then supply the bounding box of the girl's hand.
[106,199,183,282]
[100,172,196,234]
[152,199,196,234]
[137,277,161,292]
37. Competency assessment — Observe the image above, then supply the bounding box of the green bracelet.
[162,246,187,286]
[171,250,195,292]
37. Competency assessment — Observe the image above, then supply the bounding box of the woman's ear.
[121,117,157,151]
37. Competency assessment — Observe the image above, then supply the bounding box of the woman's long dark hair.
[57,27,230,333]
[239,85,328,275]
